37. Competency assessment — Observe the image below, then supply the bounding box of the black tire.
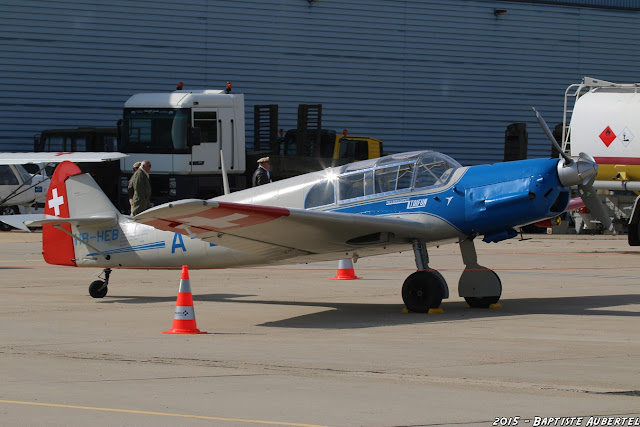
[402,270,447,313]
[464,270,501,308]
[0,206,18,231]
[629,220,640,246]
[89,280,108,298]
[464,296,500,308]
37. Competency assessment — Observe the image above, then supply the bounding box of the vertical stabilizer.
[42,161,82,266]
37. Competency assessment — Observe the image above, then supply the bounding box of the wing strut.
[53,224,111,261]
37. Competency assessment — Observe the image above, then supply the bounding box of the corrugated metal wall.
[1,0,639,165]
[504,0,639,9]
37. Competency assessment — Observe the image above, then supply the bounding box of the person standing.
[131,160,152,215]
[127,161,141,215]
[252,157,272,187]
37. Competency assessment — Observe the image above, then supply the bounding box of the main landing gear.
[401,241,449,313]
[458,238,502,308]
[401,238,502,312]
[89,268,111,298]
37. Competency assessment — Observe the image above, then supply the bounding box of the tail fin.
[42,161,119,266]
[42,162,81,266]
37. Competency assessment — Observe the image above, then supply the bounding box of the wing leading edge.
[135,199,448,259]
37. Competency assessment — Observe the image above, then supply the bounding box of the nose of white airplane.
[556,152,598,188]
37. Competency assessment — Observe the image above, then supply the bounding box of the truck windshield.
[121,108,190,153]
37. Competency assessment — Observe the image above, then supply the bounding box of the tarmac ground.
[0,231,639,426]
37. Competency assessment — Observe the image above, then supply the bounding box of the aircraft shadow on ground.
[99,293,640,330]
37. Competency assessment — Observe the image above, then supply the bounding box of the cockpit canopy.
[305,151,462,209]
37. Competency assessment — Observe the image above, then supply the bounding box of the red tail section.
[42,161,82,266]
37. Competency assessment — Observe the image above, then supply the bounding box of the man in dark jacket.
[132,160,152,215]
[252,157,272,186]
[127,161,141,214]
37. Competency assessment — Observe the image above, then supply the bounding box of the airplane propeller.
[532,107,612,229]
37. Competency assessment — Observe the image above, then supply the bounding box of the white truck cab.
[118,88,246,208]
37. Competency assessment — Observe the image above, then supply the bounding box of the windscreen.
[121,108,190,153]
[414,152,461,189]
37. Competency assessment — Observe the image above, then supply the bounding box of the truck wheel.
[0,206,18,231]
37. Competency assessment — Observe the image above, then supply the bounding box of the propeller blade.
[531,108,611,229]
[577,183,612,230]
[531,107,573,165]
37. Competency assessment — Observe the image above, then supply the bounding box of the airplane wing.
[135,199,451,259]
[0,152,128,164]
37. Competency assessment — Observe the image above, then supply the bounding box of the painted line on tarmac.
[479,249,640,257]
[0,399,326,427]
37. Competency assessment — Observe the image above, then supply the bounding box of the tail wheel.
[0,206,18,231]
[89,280,108,298]
[402,270,447,313]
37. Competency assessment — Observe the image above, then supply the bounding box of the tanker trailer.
[562,77,640,241]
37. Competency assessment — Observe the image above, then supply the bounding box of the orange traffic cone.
[330,258,361,280]
[163,265,206,334]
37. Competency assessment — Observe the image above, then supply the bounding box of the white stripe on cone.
[330,258,361,280]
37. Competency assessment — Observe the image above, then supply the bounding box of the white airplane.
[0,152,127,228]
[0,112,602,312]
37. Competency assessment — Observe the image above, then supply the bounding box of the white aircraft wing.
[135,199,448,259]
[0,152,128,164]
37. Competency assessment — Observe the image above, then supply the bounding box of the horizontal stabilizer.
[0,213,117,231]
[28,213,117,228]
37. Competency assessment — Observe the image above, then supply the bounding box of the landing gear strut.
[89,268,111,298]
[458,238,502,308]
[401,240,449,312]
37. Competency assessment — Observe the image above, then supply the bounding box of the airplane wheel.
[463,270,501,308]
[402,270,446,313]
[464,296,500,308]
[0,206,18,231]
[89,280,108,298]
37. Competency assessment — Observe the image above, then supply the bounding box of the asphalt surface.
[0,231,639,426]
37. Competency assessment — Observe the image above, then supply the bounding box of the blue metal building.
[1,0,639,165]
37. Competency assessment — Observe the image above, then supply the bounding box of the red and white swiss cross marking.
[48,187,65,216]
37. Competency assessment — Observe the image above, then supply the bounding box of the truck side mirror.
[189,127,201,146]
